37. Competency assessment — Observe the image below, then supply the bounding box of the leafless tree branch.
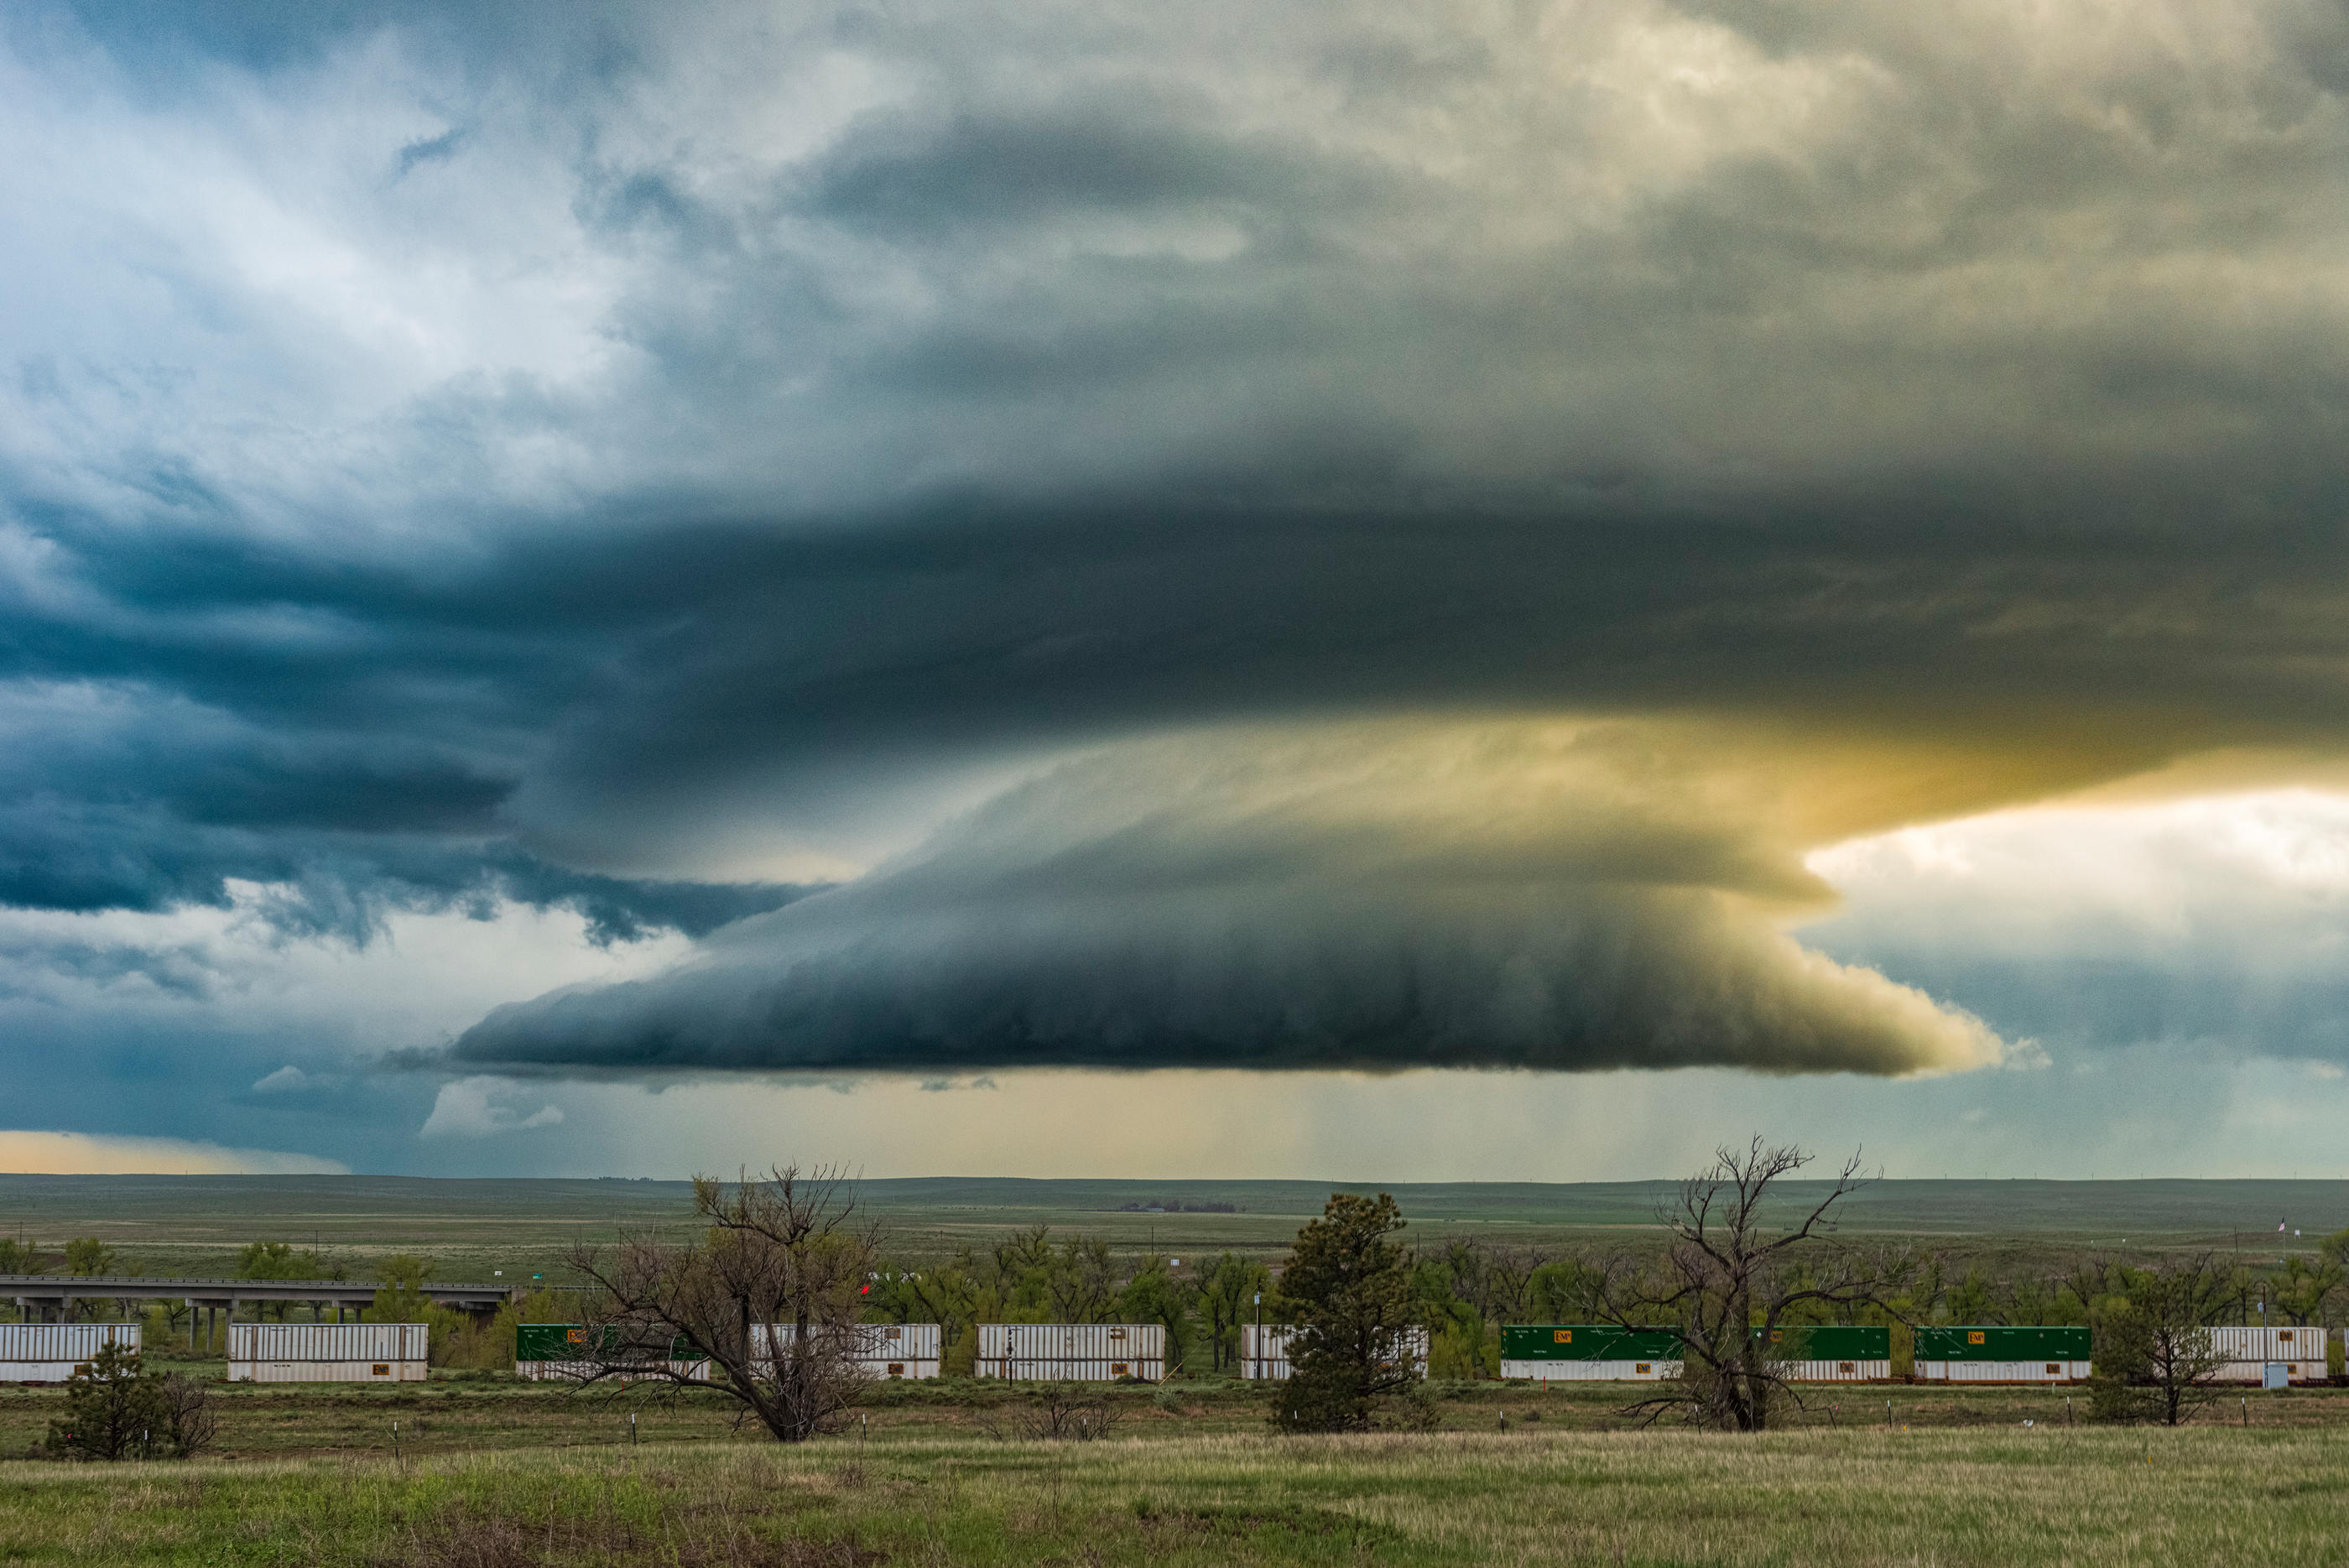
[563,1164,883,1442]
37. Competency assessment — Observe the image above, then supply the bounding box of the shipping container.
[856,1323,942,1360]
[747,1321,943,1378]
[2201,1326,2327,1383]
[1495,1324,1893,1383]
[852,1322,940,1378]
[516,1322,602,1362]
[1499,1324,1681,1380]
[0,1322,139,1383]
[229,1323,426,1362]
[518,1323,703,1361]
[1912,1326,2091,1383]
[235,1359,430,1383]
[1501,1357,1685,1381]
[978,1324,1164,1361]
[976,1357,1166,1382]
[514,1323,707,1381]
[513,1359,712,1383]
[228,1322,427,1382]
[1237,1324,1430,1380]
[1753,1325,1893,1382]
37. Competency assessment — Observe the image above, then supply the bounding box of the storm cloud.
[457,721,2010,1075]
[8,0,2349,1099]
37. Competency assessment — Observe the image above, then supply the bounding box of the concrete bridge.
[2,1274,517,1348]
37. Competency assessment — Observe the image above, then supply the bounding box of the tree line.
[13,1145,2341,1450]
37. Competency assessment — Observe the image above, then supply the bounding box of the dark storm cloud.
[453,723,2009,1077]
[8,0,2349,1080]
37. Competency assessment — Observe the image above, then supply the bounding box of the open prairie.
[4,1175,2345,1284]
[5,1422,2347,1567]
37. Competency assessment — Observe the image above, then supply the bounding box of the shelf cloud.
[455,720,2010,1076]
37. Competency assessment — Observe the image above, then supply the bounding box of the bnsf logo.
[1554,1331,1571,1343]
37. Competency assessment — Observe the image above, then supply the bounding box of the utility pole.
[1253,1292,1263,1383]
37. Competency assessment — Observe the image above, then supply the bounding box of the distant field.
[3,1415,2345,1565]
[0,1173,2342,1283]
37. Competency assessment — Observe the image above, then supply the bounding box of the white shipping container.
[753,1321,944,1372]
[1237,1324,1430,1380]
[866,1357,941,1379]
[235,1360,429,1383]
[0,1323,141,1363]
[1913,1360,2090,1383]
[0,1323,141,1383]
[2203,1326,2326,1383]
[1779,1359,1893,1383]
[229,1323,428,1362]
[977,1357,1164,1382]
[1499,1357,1683,1382]
[227,1321,427,1382]
[513,1359,711,1383]
[979,1324,1164,1361]
[854,1323,941,1362]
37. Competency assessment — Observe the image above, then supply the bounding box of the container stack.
[976,1323,1164,1381]
[2204,1326,2327,1385]
[1500,1325,1683,1381]
[1911,1326,2091,1383]
[1236,1323,1430,1381]
[1754,1325,1893,1382]
[227,1322,427,1383]
[0,1322,141,1383]
[748,1321,944,1379]
[513,1323,709,1382]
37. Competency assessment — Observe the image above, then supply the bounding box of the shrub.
[39,1342,211,1460]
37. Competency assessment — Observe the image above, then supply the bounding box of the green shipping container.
[1914,1326,2090,1361]
[517,1323,596,1362]
[515,1324,697,1362]
[1501,1326,1682,1362]
[1752,1326,1890,1361]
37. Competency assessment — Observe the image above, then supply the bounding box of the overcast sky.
[8,0,2349,1179]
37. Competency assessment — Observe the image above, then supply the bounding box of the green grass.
[5,1424,2349,1566]
[3,1369,2336,1464]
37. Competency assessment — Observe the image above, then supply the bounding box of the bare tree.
[1431,1241,1547,1331]
[1594,1138,1907,1432]
[566,1164,882,1443]
[1477,1245,1546,1326]
[1044,1235,1118,1323]
[979,1384,1125,1441]
[154,1372,219,1458]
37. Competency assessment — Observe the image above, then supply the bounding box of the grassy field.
[4,1174,2346,1284]
[4,1420,2348,1565]
[3,1371,2334,1466]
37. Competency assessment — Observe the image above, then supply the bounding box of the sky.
[7,0,2349,1180]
